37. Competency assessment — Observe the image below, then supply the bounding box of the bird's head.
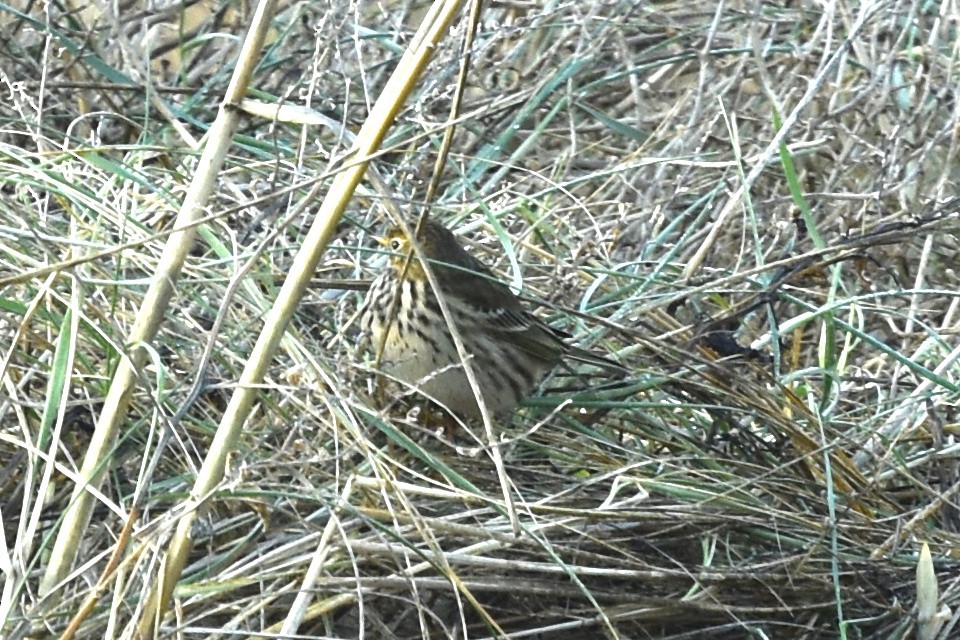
[379,219,469,278]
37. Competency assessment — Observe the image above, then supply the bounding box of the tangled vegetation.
[1,0,959,638]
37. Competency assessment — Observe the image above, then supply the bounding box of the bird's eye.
[390,238,404,252]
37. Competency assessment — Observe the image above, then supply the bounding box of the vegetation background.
[1,0,959,638]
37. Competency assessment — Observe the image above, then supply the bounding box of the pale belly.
[361,274,553,420]
[372,313,549,420]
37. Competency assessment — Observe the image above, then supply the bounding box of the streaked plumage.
[359,218,622,420]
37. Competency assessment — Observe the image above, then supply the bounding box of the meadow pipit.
[359,218,622,420]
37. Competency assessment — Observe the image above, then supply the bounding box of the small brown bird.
[359,218,623,420]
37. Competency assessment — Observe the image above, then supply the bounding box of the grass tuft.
[2,1,959,638]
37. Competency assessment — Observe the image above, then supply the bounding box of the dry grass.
[2,0,960,638]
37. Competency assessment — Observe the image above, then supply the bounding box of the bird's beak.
[374,235,389,248]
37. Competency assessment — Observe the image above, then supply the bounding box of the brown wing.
[417,219,622,371]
